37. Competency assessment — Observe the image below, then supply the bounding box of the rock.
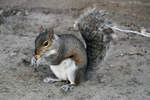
[9,52,17,57]
[22,58,31,66]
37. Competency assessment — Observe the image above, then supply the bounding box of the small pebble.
[0,10,4,15]
[9,52,17,57]
[25,10,29,15]
[16,12,21,16]
[120,53,124,56]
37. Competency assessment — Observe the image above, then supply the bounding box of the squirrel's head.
[34,26,58,59]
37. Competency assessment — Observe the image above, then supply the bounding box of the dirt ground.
[0,0,150,100]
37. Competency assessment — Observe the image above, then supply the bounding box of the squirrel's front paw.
[31,56,36,66]
[31,56,40,67]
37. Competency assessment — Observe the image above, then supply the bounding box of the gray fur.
[34,30,87,84]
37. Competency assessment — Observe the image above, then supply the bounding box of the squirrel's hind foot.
[60,84,75,92]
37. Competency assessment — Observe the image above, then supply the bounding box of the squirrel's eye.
[43,41,49,47]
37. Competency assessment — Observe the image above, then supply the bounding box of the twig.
[106,25,150,37]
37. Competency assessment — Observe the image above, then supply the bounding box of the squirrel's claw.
[60,85,75,92]
[43,77,61,83]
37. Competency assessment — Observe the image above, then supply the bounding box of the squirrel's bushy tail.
[74,8,114,68]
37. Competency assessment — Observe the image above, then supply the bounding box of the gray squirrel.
[31,9,114,92]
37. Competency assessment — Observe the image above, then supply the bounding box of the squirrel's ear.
[48,28,54,40]
[54,34,59,40]
[40,26,44,32]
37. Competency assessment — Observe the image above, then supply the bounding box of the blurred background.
[0,0,150,29]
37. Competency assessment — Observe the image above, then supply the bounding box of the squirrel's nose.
[35,55,40,59]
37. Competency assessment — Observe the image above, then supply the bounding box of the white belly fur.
[50,58,78,80]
